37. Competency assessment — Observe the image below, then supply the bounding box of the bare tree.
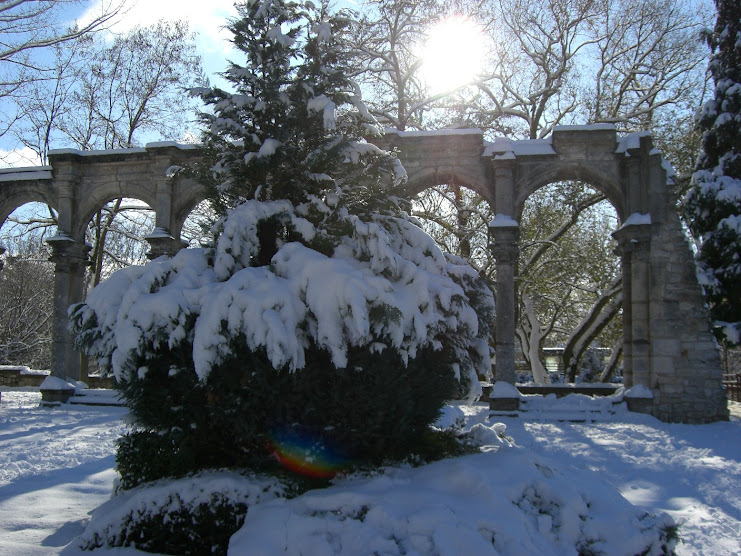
[9,19,204,291]
[14,19,205,158]
[587,0,709,131]
[350,0,439,130]
[0,0,126,139]
[473,0,603,139]
[0,234,54,369]
[66,19,205,149]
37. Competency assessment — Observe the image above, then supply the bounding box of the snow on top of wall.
[489,214,519,228]
[145,141,200,150]
[615,131,652,154]
[48,147,147,157]
[483,137,556,158]
[620,212,652,228]
[0,166,52,182]
[553,123,616,132]
[384,128,483,137]
[47,143,200,158]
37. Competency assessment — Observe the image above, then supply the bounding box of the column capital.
[47,236,91,275]
[491,156,516,172]
[612,222,651,257]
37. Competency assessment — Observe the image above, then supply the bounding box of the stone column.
[145,178,187,259]
[47,236,91,382]
[613,222,652,389]
[490,223,520,384]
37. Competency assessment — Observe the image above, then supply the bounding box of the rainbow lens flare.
[268,426,349,479]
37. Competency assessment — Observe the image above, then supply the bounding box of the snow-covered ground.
[0,388,739,555]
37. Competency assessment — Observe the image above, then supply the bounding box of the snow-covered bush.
[70,0,493,486]
[76,470,290,555]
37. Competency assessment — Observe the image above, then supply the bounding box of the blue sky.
[0,0,241,165]
[0,0,364,166]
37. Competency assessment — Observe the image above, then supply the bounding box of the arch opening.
[0,202,57,371]
[179,199,217,249]
[412,182,494,275]
[517,180,622,386]
[82,197,155,295]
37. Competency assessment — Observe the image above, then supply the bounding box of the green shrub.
[115,341,462,489]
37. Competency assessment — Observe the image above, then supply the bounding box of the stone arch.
[0,127,727,422]
[171,180,209,240]
[514,162,625,222]
[1,193,58,230]
[513,176,623,385]
[74,190,157,243]
[406,173,495,268]
[405,167,493,206]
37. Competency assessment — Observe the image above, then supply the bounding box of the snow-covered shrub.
[71,0,493,486]
[75,470,290,555]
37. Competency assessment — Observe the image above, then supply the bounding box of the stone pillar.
[490,223,520,384]
[613,222,652,389]
[619,248,633,387]
[145,179,187,259]
[47,236,91,382]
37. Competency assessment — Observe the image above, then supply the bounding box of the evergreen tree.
[685,0,741,345]
[192,0,406,263]
[71,0,493,487]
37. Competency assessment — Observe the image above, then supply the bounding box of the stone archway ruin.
[0,125,728,422]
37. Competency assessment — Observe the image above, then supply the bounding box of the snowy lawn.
[0,389,739,555]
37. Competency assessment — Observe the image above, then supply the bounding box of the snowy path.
[0,390,739,555]
[504,415,741,555]
[0,392,127,556]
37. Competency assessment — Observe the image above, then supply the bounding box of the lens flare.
[268,426,349,479]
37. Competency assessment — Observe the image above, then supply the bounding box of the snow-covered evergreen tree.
[685,0,741,345]
[71,0,493,486]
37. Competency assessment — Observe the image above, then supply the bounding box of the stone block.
[626,396,654,415]
[489,397,520,412]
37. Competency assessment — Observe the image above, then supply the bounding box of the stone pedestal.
[145,228,188,259]
[39,376,77,406]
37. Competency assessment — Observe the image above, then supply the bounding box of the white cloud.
[0,147,43,169]
[78,0,239,77]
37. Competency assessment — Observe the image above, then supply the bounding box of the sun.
[419,16,486,94]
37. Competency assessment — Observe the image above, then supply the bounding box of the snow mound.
[228,445,676,556]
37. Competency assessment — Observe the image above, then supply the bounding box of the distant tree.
[9,19,204,288]
[684,0,741,346]
[0,236,54,369]
[516,182,622,383]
